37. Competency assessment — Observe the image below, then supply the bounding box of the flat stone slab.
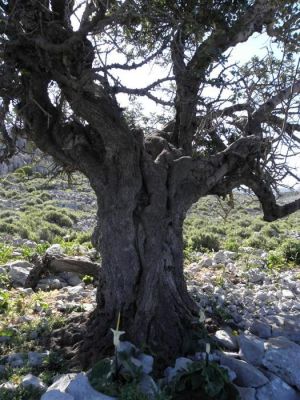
[220,355,268,388]
[239,332,265,366]
[262,336,300,390]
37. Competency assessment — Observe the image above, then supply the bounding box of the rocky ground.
[0,242,300,399]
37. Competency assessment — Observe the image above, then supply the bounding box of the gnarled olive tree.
[0,0,299,367]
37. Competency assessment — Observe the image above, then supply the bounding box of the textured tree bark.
[79,153,199,369]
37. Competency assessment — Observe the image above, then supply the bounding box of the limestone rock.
[28,351,49,367]
[6,260,32,287]
[165,357,193,382]
[256,375,300,400]
[37,276,65,291]
[42,373,116,400]
[220,355,268,388]
[239,332,265,366]
[249,321,272,339]
[42,391,75,400]
[67,373,116,400]
[262,336,300,390]
[7,352,25,368]
[200,257,213,267]
[21,374,46,391]
[46,244,65,257]
[235,385,257,400]
[214,329,239,351]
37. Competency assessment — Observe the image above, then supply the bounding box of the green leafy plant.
[224,239,239,252]
[0,289,10,313]
[267,250,286,271]
[0,385,44,400]
[89,358,119,396]
[186,230,220,252]
[166,361,240,400]
[0,271,11,288]
[0,243,14,263]
[82,275,94,284]
[280,239,300,265]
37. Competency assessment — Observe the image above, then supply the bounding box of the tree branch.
[188,0,276,75]
[243,173,300,221]
[252,79,300,123]
[170,135,263,210]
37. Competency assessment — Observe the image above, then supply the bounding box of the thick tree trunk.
[79,155,199,369]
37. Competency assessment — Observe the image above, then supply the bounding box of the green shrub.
[38,223,66,242]
[38,192,52,202]
[224,239,239,252]
[76,231,92,244]
[238,218,252,228]
[260,224,280,238]
[208,225,226,235]
[280,239,300,265]
[0,386,44,400]
[230,227,251,239]
[0,222,16,235]
[166,360,239,399]
[15,224,31,240]
[44,211,73,228]
[267,250,286,271]
[244,233,266,249]
[265,237,280,250]
[14,165,34,178]
[0,211,14,218]
[187,231,220,252]
[251,219,265,232]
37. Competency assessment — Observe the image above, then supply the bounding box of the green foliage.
[0,386,44,400]
[186,230,220,252]
[44,210,73,228]
[0,244,14,264]
[89,358,119,396]
[82,275,94,284]
[14,166,34,178]
[243,233,266,249]
[166,361,240,400]
[0,222,16,235]
[267,250,286,271]
[20,243,49,260]
[0,289,10,313]
[0,271,11,288]
[223,239,239,252]
[280,239,300,265]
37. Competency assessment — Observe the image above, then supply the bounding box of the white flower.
[111,328,125,349]
[206,343,211,354]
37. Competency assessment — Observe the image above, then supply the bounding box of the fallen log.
[46,256,101,278]
[25,255,101,289]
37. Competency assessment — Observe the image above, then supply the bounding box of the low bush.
[44,211,73,228]
[243,233,266,249]
[267,250,286,271]
[187,230,220,252]
[280,239,300,265]
[224,239,239,252]
[0,222,16,235]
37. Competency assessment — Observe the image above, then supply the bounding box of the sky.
[70,7,299,189]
